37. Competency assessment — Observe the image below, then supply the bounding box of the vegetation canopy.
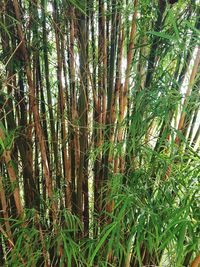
[0,0,199,266]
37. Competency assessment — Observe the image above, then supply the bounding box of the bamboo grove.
[0,0,199,266]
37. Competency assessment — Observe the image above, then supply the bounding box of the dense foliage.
[0,0,199,266]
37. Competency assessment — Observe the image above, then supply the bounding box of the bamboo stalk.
[41,0,61,190]
[190,254,200,267]
[165,48,200,179]
[52,0,71,211]
[77,5,88,226]
[13,0,57,223]
[175,48,200,145]
[0,175,12,238]
[0,128,23,217]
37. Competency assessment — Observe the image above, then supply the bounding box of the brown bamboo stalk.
[117,1,138,174]
[114,27,124,173]
[190,254,200,267]
[41,0,61,190]
[93,0,108,229]
[61,31,71,212]
[0,0,22,216]
[52,0,71,211]
[0,175,12,238]
[77,5,88,226]
[122,0,138,114]
[66,6,79,214]
[175,48,200,145]
[82,6,90,236]
[117,0,138,173]
[165,48,200,179]
[13,0,56,222]
[101,3,120,227]
[0,128,23,217]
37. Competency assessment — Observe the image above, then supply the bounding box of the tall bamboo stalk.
[13,0,57,222]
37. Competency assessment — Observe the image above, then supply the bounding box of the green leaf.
[147,31,176,41]
[67,0,87,15]
[89,222,117,266]
[176,222,187,265]
[168,9,180,41]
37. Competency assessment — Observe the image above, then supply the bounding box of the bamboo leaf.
[89,222,117,266]
[147,31,176,41]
